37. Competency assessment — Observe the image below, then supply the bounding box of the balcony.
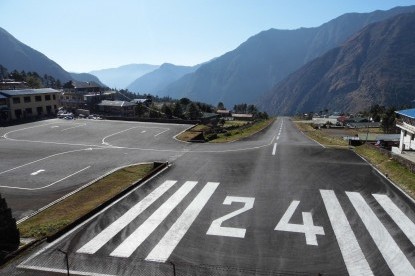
[396,120,415,134]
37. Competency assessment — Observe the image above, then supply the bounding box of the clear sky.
[1,0,414,72]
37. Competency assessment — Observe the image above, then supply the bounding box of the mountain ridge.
[126,63,200,95]
[159,5,415,108]
[0,27,72,82]
[259,12,415,115]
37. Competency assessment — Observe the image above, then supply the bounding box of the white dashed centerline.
[272,143,277,155]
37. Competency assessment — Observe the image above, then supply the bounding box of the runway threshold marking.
[320,190,373,276]
[110,181,198,258]
[346,192,415,275]
[77,180,177,255]
[146,182,219,262]
[373,194,415,246]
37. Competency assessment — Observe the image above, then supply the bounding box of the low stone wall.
[104,116,200,125]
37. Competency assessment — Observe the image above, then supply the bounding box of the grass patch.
[18,163,154,239]
[176,119,275,143]
[294,122,348,148]
[212,118,275,143]
[355,144,415,199]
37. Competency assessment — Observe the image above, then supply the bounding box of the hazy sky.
[1,0,414,72]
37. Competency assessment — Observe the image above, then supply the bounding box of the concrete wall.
[9,93,59,120]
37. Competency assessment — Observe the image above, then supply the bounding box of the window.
[46,105,52,115]
[24,96,31,103]
[12,97,21,104]
[14,109,22,118]
[35,95,42,102]
[45,95,51,101]
[36,106,43,115]
[53,94,56,100]
[25,108,33,115]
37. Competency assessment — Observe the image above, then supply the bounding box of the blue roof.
[396,108,415,119]
[0,88,60,97]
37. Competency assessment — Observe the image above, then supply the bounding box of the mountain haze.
[160,5,415,108]
[90,64,159,89]
[127,63,200,95]
[260,12,415,115]
[0,27,72,82]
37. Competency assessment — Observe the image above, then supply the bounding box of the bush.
[206,133,218,141]
[0,194,20,261]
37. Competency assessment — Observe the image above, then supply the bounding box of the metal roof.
[98,100,136,107]
[0,94,7,99]
[0,88,60,96]
[396,108,415,119]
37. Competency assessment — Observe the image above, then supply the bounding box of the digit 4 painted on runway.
[275,200,325,246]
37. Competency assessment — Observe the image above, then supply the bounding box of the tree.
[179,98,191,106]
[26,75,42,88]
[161,104,173,119]
[173,102,184,119]
[0,194,19,261]
[217,102,225,110]
[0,65,8,79]
[247,104,258,115]
[148,103,161,118]
[135,103,146,117]
[381,107,397,134]
[187,102,202,120]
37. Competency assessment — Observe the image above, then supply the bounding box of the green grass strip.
[355,144,415,199]
[211,118,275,143]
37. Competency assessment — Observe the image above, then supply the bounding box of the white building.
[395,108,415,152]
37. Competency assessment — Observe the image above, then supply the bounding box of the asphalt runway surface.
[2,118,415,275]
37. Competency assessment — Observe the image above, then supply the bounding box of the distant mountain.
[160,5,415,108]
[90,64,159,89]
[0,27,72,82]
[259,12,415,115]
[126,63,200,95]
[69,72,106,87]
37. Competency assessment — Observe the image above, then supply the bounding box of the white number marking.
[275,201,324,246]
[206,196,255,238]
